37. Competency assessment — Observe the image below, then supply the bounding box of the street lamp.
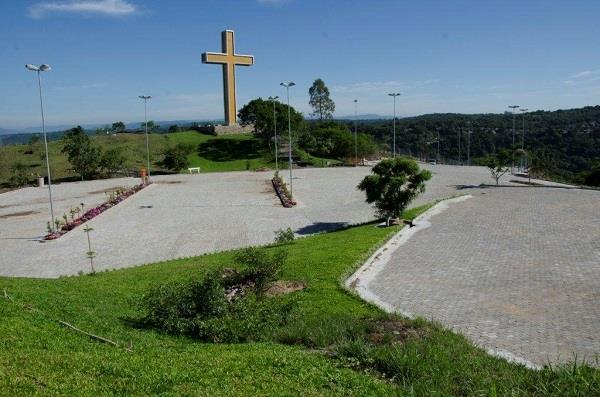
[508,105,520,173]
[139,95,152,180]
[354,99,358,166]
[25,63,55,231]
[388,93,401,157]
[280,82,295,199]
[519,108,528,171]
[268,96,279,171]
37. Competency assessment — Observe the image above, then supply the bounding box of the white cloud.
[570,70,593,79]
[28,0,137,19]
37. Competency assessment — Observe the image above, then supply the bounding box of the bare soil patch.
[264,280,307,297]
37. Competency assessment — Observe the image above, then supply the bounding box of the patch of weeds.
[138,247,296,342]
[274,227,295,244]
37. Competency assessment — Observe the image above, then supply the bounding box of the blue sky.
[2,0,600,129]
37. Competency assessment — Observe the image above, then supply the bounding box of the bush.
[584,169,600,187]
[274,227,295,244]
[235,247,287,295]
[139,247,294,342]
[161,143,192,171]
[9,162,30,187]
[100,148,126,177]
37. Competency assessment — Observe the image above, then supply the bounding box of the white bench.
[188,167,201,174]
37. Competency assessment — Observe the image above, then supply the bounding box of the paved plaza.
[358,186,600,366]
[0,164,513,278]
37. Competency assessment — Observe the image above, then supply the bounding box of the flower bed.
[272,173,296,208]
[44,183,150,240]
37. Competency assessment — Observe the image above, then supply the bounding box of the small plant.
[83,225,96,274]
[235,247,287,297]
[62,213,69,226]
[46,221,53,234]
[54,218,61,231]
[69,207,76,221]
[80,202,85,213]
[274,227,295,244]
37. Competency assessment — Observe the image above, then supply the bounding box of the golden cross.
[202,30,254,126]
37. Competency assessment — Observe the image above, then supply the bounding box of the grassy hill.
[0,130,340,192]
[0,131,276,189]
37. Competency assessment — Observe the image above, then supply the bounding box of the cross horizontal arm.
[202,52,228,64]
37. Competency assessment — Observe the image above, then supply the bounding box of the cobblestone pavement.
[367,187,600,366]
[0,165,563,278]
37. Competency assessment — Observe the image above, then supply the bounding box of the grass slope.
[1,205,598,396]
[0,131,278,189]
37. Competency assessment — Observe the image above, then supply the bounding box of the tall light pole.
[268,96,279,171]
[388,93,401,157]
[354,99,358,166]
[458,127,462,165]
[467,124,472,166]
[519,108,528,172]
[436,128,440,163]
[26,64,56,231]
[508,105,520,173]
[139,95,152,179]
[280,82,295,199]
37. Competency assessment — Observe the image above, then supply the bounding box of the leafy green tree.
[238,98,305,147]
[358,158,431,225]
[168,124,180,133]
[25,134,41,155]
[141,120,157,132]
[161,144,192,171]
[483,149,512,185]
[112,121,126,133]
[100,148,126,177]
[61,126,100,180]
[308,78,335,120]
[9,162,30,187]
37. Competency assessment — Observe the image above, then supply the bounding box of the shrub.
[161,143,192,171]
[9,162,30,187]
[274,227,295,244]
[139,248,294,342]
[235,247,286,296]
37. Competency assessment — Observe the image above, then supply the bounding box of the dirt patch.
[0,210,39,219]
[367,319,425,346]
[87,186,124,194]
[264,281,307,297]
[156,181,183,185]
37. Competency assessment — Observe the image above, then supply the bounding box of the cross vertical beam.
[202,30,254,126]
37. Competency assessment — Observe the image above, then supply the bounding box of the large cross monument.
[202,30,254,127]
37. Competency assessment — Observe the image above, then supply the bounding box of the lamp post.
[280,82,295,199]
[388,93,400,157]
[25,63,55,231]
[508,105,520,173]
[139,95,152,179]
[268,96,279,171]
[354,99,358,166]
[519,108,528,171]
[436,128,440,163]
[467,124,472,166]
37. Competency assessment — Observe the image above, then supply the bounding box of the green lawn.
[1,205,598,396]
[0,131,340,192]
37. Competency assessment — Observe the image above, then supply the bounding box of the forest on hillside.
[343,106,600,185]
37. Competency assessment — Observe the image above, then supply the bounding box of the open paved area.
[363,186,600,366]
[1,164,522,278]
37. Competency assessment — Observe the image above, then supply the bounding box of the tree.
[168,124,180,133]
[161,144,192,171]
[358,158,431,225]
[61,126,100,180]
[308,78,335,120]
[100,148,126,177]
[141,120,157,132]
[25,134,41,155]
[483,149,512,185]
[112,121,126,133]
[238,98,305,147]
[9,162,30,187]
